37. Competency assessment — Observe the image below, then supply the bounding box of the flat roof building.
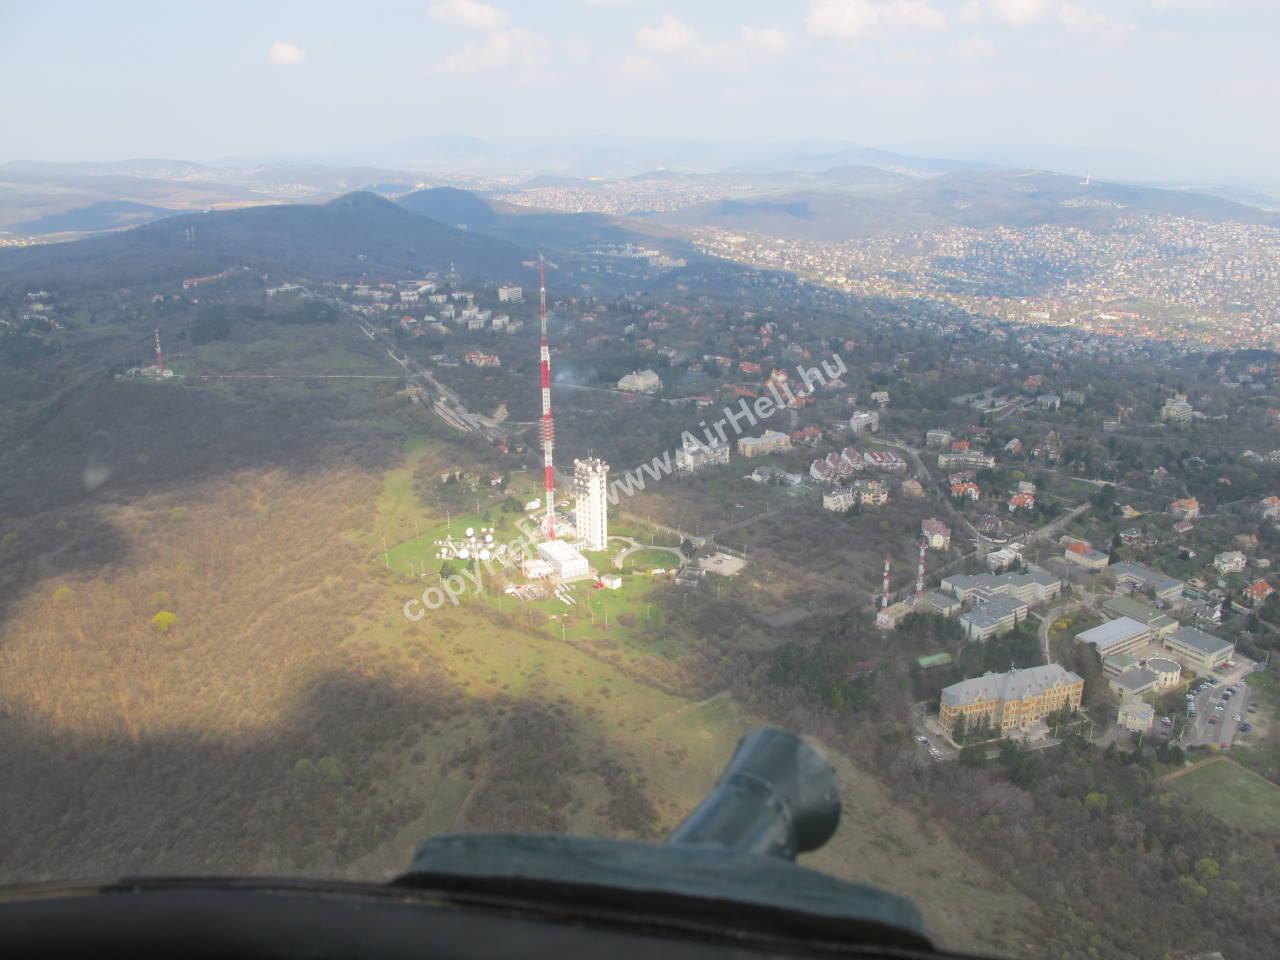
[737,430,791,458]
[1101,596,1179,637]
[1075,617,1155,658]
[1109,561,1185,604]
[959,594,1028,642]
[1163,625,1234,673]
[923,591,962,618]
[535,540,590,580]
[940,566,1061,605]
[1102,653,1139,679]
[1110,667,1160,699]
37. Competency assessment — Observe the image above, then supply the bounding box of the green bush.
[151,610,178,633]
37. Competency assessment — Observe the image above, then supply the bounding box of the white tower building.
[573,458,609,552]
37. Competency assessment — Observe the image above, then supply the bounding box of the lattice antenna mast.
[538,255,556,539]
[154,329,165,372]
[915,539,926,604]
[881,553,892,610]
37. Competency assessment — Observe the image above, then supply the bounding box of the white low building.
[536,540,590,580]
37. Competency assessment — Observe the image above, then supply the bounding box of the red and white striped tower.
[154,329,165,373]
[881,552,892,610]
[538,256,556,539]
[915,539,926,604]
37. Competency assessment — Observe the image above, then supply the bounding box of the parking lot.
[1182,661,1260,749]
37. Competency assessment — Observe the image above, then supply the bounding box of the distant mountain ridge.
[0,192,529,294]
[395,186,682,251]
[12,200,180,236]
[658,170,1280,240]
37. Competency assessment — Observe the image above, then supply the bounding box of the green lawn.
[622,547,681,573]
[1247,668,1279,711]
[1168,760,1280,834]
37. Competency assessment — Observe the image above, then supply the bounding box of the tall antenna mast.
[154,329,165,373]
[915,539,926,604]
[538,255,556,539]
[881,552,891,611]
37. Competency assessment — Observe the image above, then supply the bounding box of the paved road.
[911,702,956,762]
[880,438,982,545]
[1027,501,1092,545]
[610,535,686,569]
[1037,601,1082,664]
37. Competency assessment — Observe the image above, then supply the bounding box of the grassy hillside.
[0,327,1037,954]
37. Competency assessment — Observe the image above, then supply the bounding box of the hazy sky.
[2,0,1277,178]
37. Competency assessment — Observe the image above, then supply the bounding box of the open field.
[1166,759,1280,834]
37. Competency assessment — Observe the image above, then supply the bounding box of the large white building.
[536,540,589,580]
[849,410,879,435]
[497,285,523,303]
[574,457,609,552]
[618,369,662,393]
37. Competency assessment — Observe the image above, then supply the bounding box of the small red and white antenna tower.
[915,539,926,604]
[881,552,892,610]
[538,255,556,539]
[154,328,165,372]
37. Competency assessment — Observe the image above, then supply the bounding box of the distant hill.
[658,170,1280,240]
[0,192,529,295]
[12,200,180,236]
[1,158,211,179]
[396,186,679,250]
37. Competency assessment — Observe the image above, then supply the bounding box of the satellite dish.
[458,548,471,559]
[479,548,491,561]
[465,527,475,538]
[484,533,494,543]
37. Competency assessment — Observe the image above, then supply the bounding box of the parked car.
[1240,723,1253,733]
[915,735,929,745]
[1233,713,1242,722]
[1208,716,1217,725]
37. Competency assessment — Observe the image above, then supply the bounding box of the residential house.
[1064,541,1109,571]
[1244,578,1275,607]
[922,518,952,551]
[1214,551,1247,574]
